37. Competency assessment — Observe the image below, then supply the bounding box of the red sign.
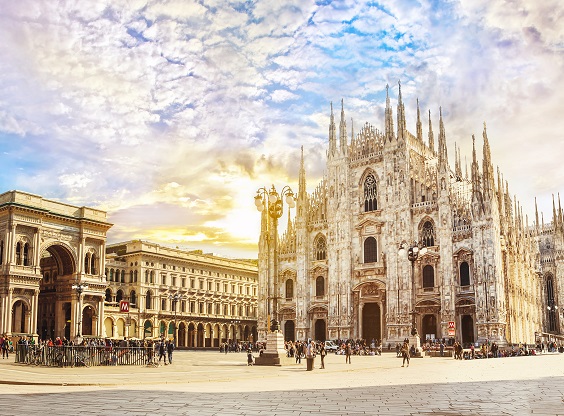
[119,300,130,313]
[448,321,455,336]
[448,321,455,329]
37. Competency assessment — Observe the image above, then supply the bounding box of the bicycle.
[72,350,92,367]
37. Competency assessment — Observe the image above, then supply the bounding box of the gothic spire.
[438,107,448,170]
[454,142,462,180]
[535,197,540,230]
[397,80,406,140]
[559,193,563,227]
[482,122,495,200]
[553,194,557,227]
[329,102,337,156]
[385,84,395,142]
[339,98,347,153]
[416,98,423,142]
[428,110,435,153]
[299,146,307,203]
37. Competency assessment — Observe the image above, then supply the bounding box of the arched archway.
[143,320,153,339]
[284,320,295,342]
[422,314,437,340]
[362,303,381,343]
[461,315,474,346]
[197,323,205,347]
[178,322,186,347]
[104,317,113,338]
[188,323,196,347]
[38,243,77,340]
[82,306,94,336]
[314,319,326,341]
[11,300,28,334]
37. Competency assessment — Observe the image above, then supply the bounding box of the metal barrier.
[15,345,154,367]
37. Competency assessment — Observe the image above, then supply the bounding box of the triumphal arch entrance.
[0,191,111,341]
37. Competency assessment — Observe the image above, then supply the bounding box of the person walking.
[345,342,352,364]
[247,349,254,366]
[319,344,326,369]
[166,339,175,364]
[401,340,410,367]
[158,339,167,365]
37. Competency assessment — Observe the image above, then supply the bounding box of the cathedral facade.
[257,83,564,347]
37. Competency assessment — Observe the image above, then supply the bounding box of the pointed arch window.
[91,254,97,275]
[121,270,125,283]
[316,276,325,297]
[364,237,377,263]
[286,279,294,299]
[423,265,434,288]
[105,289,112,303]
[421,221,435,247]
[130,290,137,306]
[546,276,557,332]
[314,235,327,261]
[116,290,124,303]
[364,174,378,212]
[460,262,470,286]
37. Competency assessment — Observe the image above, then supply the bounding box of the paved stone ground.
[0,351,563,415]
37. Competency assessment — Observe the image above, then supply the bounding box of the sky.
[0,0,563,259]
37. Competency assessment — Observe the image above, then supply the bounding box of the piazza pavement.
[0,349,563,415]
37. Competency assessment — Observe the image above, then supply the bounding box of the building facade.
[104,240,258,347]
[257,84,564,346]
[0,191,258,345]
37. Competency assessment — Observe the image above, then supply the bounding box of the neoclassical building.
[0,191,258,345]
[257,83,564,346]
[104,240,258,346]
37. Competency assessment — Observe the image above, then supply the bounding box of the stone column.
[31,289,39,336]
[6,288,13,335]
[33,228,41,272]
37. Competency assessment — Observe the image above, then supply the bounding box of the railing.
[15,345,153,367]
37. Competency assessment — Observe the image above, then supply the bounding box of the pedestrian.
[295,341,302,364]
[166,339,175,364]
[401,340,410,367]
[247,349,254,366]
[440,341,444,357]
[158,340,167,365]
[1,336,7,359]
[345,342,352,364]
[319,344,326,369]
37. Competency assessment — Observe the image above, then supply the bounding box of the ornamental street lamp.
[547,301,559,333]
[168,293,185,345]
[254,185,295,334]
[398,241,427,337]
[72,283,89,339]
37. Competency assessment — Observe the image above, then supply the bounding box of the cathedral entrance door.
[461,315,474,345]
[362,303,381,342]
[422,314,437,340]
[284,320,295,341]
[314,319,326,341]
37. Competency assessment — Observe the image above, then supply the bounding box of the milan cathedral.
[257,82,563,347]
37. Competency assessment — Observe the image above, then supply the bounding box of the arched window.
[161,298,166,310]
[130,290,137,305]
[364,174,378,212]
[84,253,91,274]
[130,271,134,283]
[91,254,96,275]
[105,289,112,303]
[0,240,4,265]
[460,262,470,286]
[116,290,124,303]
[146,291,152,310]
[364,237,377,263]
[23,243,30,266]
[423,265,434,288]
[15,242,21,265]
[150,271,155,283]
[421,221,435,247]
[121,270,125,283]
[286,279,294,299]
[547,276,557,332]
[109,269,114,282]
[314,235,327,261]
[134,270,138,282]
[316,276,325,297]
[145,270,149,283]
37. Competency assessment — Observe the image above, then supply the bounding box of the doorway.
[362,303,381,342]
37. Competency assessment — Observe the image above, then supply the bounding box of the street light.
[254,185,295,333]
[72,283,89,339]
[547,301,559,333]
[168,293,185,345]
[230,319,241,342]
[398,241,427,337]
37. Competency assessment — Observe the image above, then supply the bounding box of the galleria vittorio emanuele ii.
[256,82,563,347]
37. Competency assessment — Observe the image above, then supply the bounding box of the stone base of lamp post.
[409,333,424,357]
[254,331,293,366]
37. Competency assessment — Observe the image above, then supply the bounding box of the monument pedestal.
[409,334,424,357]
[254,331,293,366]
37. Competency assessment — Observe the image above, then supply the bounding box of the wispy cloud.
[0,0,562,257]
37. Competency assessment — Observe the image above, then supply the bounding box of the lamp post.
[254,185,295,334]
[398,241,427,338]
[230,319,241,342]
[168,293,185,345]
[72,283,89,339]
